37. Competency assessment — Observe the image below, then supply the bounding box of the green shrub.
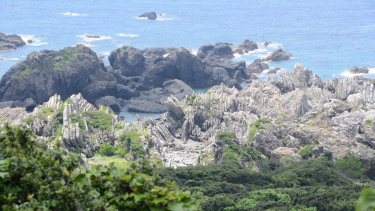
[24,117,33,124]
[42,107,53,116]
[298,145,315,159]
[244,145,260,160]
[83,110,113,131]
[0,125,198,210]
[249,119,271,141]
[365,119,372,125]
[98,142,115,156]
[216,132,237,144]
[69,113,86,131]
[114,124,124,131]
[335,152,369,178]
[117,131,146,160]
[147,138,153,148]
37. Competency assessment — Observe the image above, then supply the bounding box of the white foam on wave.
[62,12,88,16]
[19,35,49,46]
[0,56,20,61]
[190,49,198,56]
[163,53,170,58]
[100,52,111,56]
[117,33,139,37]
[136,13,176,21]
[77,34,111,42]
[136,16,148,20]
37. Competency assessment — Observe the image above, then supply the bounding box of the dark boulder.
[162,79,194,100]
[23,98,36,112]
[246,59,269,74]
[0,45,139,108]
[226,79,243,90]
[27,40,33,44]
[108,46,146,77]
[127,99,167,113]
[262,49,292,62]
[239,39,258,51]
[138,12,157,20]
[95,96,121,112]
[0,32,26,51]
[197,42,234,60]
[264,42,271,47]
[349,66,369,74]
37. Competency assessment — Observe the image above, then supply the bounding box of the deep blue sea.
[1,0,375,120]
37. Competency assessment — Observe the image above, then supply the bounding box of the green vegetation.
[216,132,237,144]
[365,119,372,126]
[98,142,115,156]
[42,107,53,116]
[0,125,198,210]
[249,119,271,141]
[158,158,361,211]
[298,144,316,159]
[187,95,197,106]
[116,131,146,160]
[52,99,74,129]
[335,152,370,179]
[82,110,113,131]
[24,117,33,124]
[69,113,86,131]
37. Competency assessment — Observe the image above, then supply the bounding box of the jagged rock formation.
[2,63,375,172]
[142,63,375,171]
[0,32,26,51]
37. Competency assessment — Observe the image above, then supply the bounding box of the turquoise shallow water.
[1,0,375,121]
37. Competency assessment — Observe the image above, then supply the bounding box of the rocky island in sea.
[0,38,374,210]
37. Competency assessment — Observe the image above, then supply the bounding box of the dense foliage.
[158,158,364,211]
[0,125,199,210]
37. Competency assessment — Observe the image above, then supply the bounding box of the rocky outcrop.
[108,46,146,77]
[162,79,194,100]
[270,147,302,161]
[127,99,167,113]
[239,39,258,51]
[95,96,121,112]
[197,43,234,60]
[349,66,369,74]
[266,68,281,74]
[0,45,140,108]
[0,32,26,51]
[246,59,269,74]
[138,12,157,19]
[262,49,293,61]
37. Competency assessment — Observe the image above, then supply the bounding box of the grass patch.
[216,132,237,144]
[82,110,113,132]
[249,119,271,141]
[298,145,316,159]
[25,117,33,125]
[365,119,372,126]
[89,155,129,169]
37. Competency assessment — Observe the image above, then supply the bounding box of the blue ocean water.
[1,0,375,120]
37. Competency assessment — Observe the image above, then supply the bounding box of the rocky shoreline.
[0,39,292,114]
[0,63,375,174]
[0,32,26,51]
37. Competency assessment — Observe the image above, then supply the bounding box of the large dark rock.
[197,42,234,60]
[239,39,258,51]
[262,49,293,62]
[246,59,269,74]
[139,48,220,89]
[23,98,36,112]
[349,66,369,74]
[0,32,26,51]
[0,45,139,107]
[108,46,146,77]
[95,96,121,112]
[127,99,167,113]
[162,79,194,100]
[138,12,157,19]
